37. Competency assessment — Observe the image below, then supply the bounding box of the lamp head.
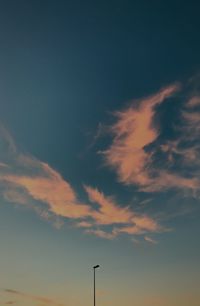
[93,265,100,269]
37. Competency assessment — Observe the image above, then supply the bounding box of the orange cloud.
[104,83,200,193]
[1,79,200,244]
[140,172,200,192]
[114,213,160,236]
[85,229,117,239]
[76,221,93,228]
[3,79,200,242]
[84,185,132,225]
[1,163,91,219]
[160,140,199,164]
[104,84,180,188]
[0,126,161,241]
[84,186,161,236]
[0,162,160,239]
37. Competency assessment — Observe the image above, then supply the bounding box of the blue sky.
[0,1,200,305]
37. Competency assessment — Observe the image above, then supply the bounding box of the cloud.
[1,78,200,244]
[85,229,117,239]
[186,95,200,107]
[2,78,199,243]
[140,172,200,193]
[160,140,199,164]
[4,289,64,306]
[84,185,132,225]
[182,111,200,126]
[0,125,160,241]
[104,82,200,193]
[76,221,93,228]
[2,165,91,219]
[104,84,180,188]
[144,236,158,244]
[84,185,161,237]
[3,188,29,205]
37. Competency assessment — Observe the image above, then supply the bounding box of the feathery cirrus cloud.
[104,81,200,193]
[0,125,160,241]
[1,78,199,242]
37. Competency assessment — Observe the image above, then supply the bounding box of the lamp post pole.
[93,265,100,306]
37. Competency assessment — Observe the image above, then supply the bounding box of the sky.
[0,0,200,305]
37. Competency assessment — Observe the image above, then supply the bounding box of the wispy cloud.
[84,185,133,225]
[84,185,161,238]
[104,84,180,189]
[2,77,199,243]
[104,82,200,193]
[2,164,91,219]
[144,236,158,244]
[85,228,117,239]
[0,125,160,240]
[186,95,200,107]
[3,80,198,242]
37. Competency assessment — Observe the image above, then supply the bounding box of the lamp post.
[93,265,100,306]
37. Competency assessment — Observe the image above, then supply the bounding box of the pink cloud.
[1,159,161,237]
[2,78,200,243]
[1,163,91,219]
[0,161,160,239]
[84,186,161,237]
[76,221,93,228]
[0,126,161,241]
[104,84,180,188]
[104,83,200,193]
[0,78,199,244]
[85,229,117,239]
[160,140,199,164]
[84,185,132,225]
[140,172,200,192]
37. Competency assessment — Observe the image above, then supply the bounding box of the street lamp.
[93,265,100,306]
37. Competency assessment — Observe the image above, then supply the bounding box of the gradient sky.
[0,1,200,305]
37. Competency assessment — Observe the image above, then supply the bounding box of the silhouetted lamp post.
[93,265,100,306]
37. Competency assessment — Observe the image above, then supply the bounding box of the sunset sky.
[0,1,200,305]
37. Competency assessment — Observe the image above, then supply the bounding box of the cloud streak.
[104,82,200,193]
[1,79,199,242]
[0,125,160,240]
[104,84,180,189]
[1,78,200,243]
[84,185,161,238]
